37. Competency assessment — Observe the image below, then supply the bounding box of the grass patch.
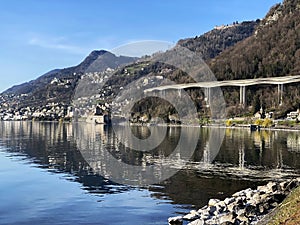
[267,186,300,225]
[276,120,300,127]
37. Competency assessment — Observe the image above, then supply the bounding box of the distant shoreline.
[2,120,300,132]
[128,122,300,132]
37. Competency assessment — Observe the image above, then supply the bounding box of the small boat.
[250,124,260,131]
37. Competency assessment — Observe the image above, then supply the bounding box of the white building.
[287,109,300,120]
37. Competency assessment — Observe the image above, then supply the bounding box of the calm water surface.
[0,121,300,225]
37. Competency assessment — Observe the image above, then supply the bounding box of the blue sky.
[0,0,281,92]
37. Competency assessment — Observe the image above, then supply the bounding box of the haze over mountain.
[2,51,137,108]
[4,50,137,95]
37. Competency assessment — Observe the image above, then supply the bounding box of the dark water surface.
[0,121,300,225]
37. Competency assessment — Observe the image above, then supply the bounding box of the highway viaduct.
[144,75,300,107]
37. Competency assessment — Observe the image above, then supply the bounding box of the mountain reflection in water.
[0,121,300,224]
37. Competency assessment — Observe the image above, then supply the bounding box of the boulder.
[208,198,220,207]
[169,179,300,225]
[257,185,271,194]
[208,206,217,215]
[279,180,290,191]
[252,193,262,204]
[236,213,248,223]
[244,203,257,217]
[227,202,235,212]
[245,189,255,199]
[219,212,236,224]
[216,201,227,214]
[224,197,235,205]
[271,193,286,203]
[183,210,199,221]
[168,216,183,225]
[267,181,280,192]
[187,219,205,225]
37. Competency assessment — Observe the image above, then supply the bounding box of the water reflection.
[210,128,300,179]
[287,132,300,152]
[75,123,204,185]
[0,122,300,210]
[0,121,126,195]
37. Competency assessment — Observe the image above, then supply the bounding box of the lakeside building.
[287,109,300,120]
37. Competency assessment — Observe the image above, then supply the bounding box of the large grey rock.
[187,219,205,225]
[208,198,220,207]
[219,212,236,224]
[252,193,262,204]
[236,196,246,205]
[183,210,199,221]
[208,206,217,215]
[199,213,210,221]
[236,213,248,223]
[257,185,271,194]
[224,197,235,205]
[267,181,279,192]
[279,180,291,192]
[245,189,255,199]
[227,202,235,212]
[260,193,271,200]
[168,216,183,225]
[258,204,266,214]
[216,201,227,214]
[206,217,221,225]
[244,203,257,217]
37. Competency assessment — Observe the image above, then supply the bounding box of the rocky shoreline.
[168,179,300,225]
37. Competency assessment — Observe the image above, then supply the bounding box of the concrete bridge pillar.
[240,86,246,106]
[178,89,182,98]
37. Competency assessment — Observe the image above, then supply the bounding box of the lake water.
[1,121,300,225]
